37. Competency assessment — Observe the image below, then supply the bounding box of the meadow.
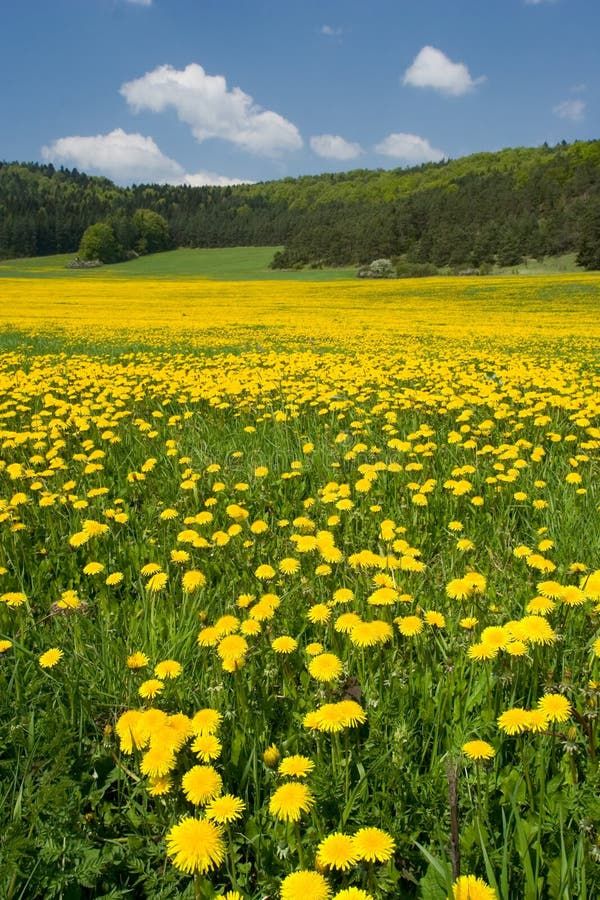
[0,248,581,283]
[0,272,599,899]
[0,248,356,282]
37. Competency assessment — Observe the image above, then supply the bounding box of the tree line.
[1,139,599,270]
[77,210,172,263]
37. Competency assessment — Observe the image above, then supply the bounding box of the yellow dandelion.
[561,585,586,607]
[197,626,220,647]
[278,755,315,778]
[182,765,223,806]
[453,875,497,899]
[498,707,530,735]
[138,679,164,699]
[83,561,104,575]
[39,647,63,669]
[269,781,314,822]
[146,572,167,592]
[349,620,393,647]
[368,586,398,606]
[524,710,550,733]
[166,816,225,874]
[332,588,354,605]
[526,596,555,615]
[446,578,470,600]
[316,833,358,871]
[205,794,245,824]
[1,592,27,607]
[462,740,495,761]
[217,634,248,665]
[468,642,499,661]
[352,827,395,863]
[505,640,527,657]
[280,871,330,900]
[127,651,149,669]
[395,615,423,636]
[182,569,206,592]
[308,653,343,682]
[154,659,182,680]
[140,745,176,778]
[272,636,298,654]
[537,693,572,724]
[191,733,222,762]
[191,708,222,735]
[424,611,446,628]
[307,603,331,624]
[105,572,123,586]
[148,776,172,796]
[335,612,362,634]
[214,615,240,636]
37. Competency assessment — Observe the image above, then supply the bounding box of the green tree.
[576,199,600,270]
[132,209,171,254]
[78,222,122,263]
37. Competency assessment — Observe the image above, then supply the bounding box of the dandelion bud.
[263,743,280,768]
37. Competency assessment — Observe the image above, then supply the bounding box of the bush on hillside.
[78,223,122,264]
[394,260,440,278]
[357,258,396,279]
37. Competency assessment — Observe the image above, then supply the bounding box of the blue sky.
[1,0,598,185]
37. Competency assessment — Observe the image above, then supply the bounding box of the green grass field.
[0,248,585,282]
[494,252,583,275]
[0,247,357,281]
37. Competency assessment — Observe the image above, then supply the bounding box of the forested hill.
[2,139,600,269]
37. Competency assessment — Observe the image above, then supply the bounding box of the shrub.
[357,258,396,279]
[78,223,122,264]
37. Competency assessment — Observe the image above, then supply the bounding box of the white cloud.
[310,134,362,160]
[120,63,302,156]
[181,171,250,187]
[321,25,342,36]
[126,0,152,5]
[42,129,183,183]
[553,99,586,121]
[525,1,558,5]
[403,46,484,96]
[375,133,445,164]
[41,128,250,186]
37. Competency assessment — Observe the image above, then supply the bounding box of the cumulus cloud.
[321,25,343,36]
[41,129,250,186]
[41,129,183,183]
[553,99,586,121]
[120,63,302,156]
[403,46,484,96]
[375,133,445,164]
[310,134,362,160]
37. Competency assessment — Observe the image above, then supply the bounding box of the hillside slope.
[1,140,599,269]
